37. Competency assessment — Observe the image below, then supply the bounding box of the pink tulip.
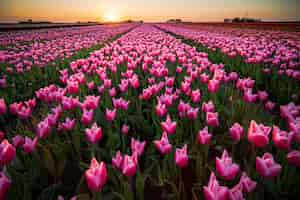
[0,139,16,167]
[62,96,79,110]
[67,80,79,94]
[208,79,219,93]
[203,172,228,200]
[187,107,199,120]
[121,124,129,136]
[265,101,275,111]
[0,99,6,115]
[229,123,244,142]
[272,126,294,150]
[228,183,244,200]
[191,89,201,103]
[258,91,268,102]
[130,138,146,156]
[85,158,107,192]
[0,172,11,200]
[287,150,300,167]
[243,90,258,103]
[239,172,256,193]
[175,144,188,168]
[109,87,117,97]
[85,123,103,144]
[153,132,172,155]
[36,120,51,139]
[59,118,76,132]
[87,81,95,90]
[105,108,117,122]
[112,150,123,169]
[216,150,240,181]
[81,109,94,125]
[122,153,137,177]
[202,101,215,113]
[247,120,271,148]
[82,95,100,110]
[206,112,219,127]
[256,153,281,178]
[155,103,167,117]
[161,115,177,134]
[197,126,212,145]
[12,135,24,148]
[200,73,210,83]
[23,136,38,153]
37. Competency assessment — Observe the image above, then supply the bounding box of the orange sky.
[0,0,299,22]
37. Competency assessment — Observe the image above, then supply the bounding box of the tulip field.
[0,23,299,200]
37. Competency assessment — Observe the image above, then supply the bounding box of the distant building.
[167,19,182,23]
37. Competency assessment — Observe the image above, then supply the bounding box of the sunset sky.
[0,0,299,23]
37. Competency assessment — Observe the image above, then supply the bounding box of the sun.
[103,10,119,22]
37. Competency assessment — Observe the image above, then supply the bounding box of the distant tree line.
[224,17,262,23]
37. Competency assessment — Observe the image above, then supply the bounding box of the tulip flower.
[265,101,275,111]
[82,95,100,110]
[67,80,79,94]
[155,103,167,117]
[239,172,256,193]
[206,112,219,127]
[12,135,24,148]
[202,101,215,113]
[130,138,146,156]
[208,79,219,93]
[257,91,268,102]
[175,144,188,168]
[0,139,16,167]
[191,89,201,103]
[59,118,76,132]
[121,124,129,136]
[197,127,212,145]
[228,183,244,200]
[161,115,177,134]
[256,153,281,178]
[203,172,228,200]
[216,150,240,180]
[229,123,244,142]
[112,150,123,169]
[287,150,300,167]
[85,123,103,144]
[272,126,294,150]
[122,153,138,177]
[153,132,172,155]
[247,120,271,148]
[23,136,38,153]
[243,89,258,103]
[85,158,107,192]
[187,107,199,120]
[0,172,11,200]
[36,120,51,139]
[105,108,117,122]
[81,109,94,125]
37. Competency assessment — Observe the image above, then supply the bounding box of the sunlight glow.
[103,10,120,22]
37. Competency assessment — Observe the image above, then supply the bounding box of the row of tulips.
[0,24,137,74]
[0,25,138,103]
[0,24,131,46]
[157,24,300,75]
[156,24,300,106]
[155,25,300,142]
[0,24,299,199]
